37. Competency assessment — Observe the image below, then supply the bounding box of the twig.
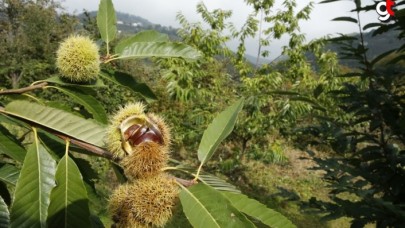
[174,177,197,187]
[255,9,264,70]
[0,82,48,95]
[53,132,115,160]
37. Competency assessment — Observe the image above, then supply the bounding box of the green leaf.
[179,183,255,228]
[97,0,116,44]
[198,174,240,193]
[10,138,56,228]
[47,154,91,228]
[313,84,324,98]
[372,24,396,36]
[115,42,201,61]
[45,101,85,119]
[3,101,106,147]
[0,95,31,102]
[0,125,26,163]
[363,23,381,31]
[72,157,99,191]
[332,17,358,24]
[387,53,405,65]
[38,131,69,160]
[89,215,106,228]
[100,70,157,102]
[44,76,105,88]
[115,30,169,54]
[198,99,244,164]
[0,164,19,186]
[51,86,108,124]
[173,164,240,193]
[319,0,342,3]
[0,196,9,228]
[0,183,10,207]
[354,0,361,10]
[371,49,397,66]
[222,192,297,228]
[38,130,99,160]
[326,35,357,43]
[0,114,29,129]
[289,96,325,112]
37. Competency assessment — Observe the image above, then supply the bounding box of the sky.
[61,0,379,58]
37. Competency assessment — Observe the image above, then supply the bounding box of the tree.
[0,0,77,89]
[308,0,405,227]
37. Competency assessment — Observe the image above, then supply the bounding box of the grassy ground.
[224,144,357,228]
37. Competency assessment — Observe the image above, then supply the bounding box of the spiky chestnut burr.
[106,103,171,179]
[109,174,179,227]
[56,35,100,82]
[106,102,147,159]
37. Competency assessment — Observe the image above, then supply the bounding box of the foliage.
[156,3,234,102]
[306,0,405,227]
[0,0,78,89]
[0,0,296,227]
[225,0,348,161]
[150,4,240,155]
[154,1,333,163]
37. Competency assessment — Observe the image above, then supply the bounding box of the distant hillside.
[78,11,179,39]
[77,11,262,64]
[78,11,153,27]
[245,54,272,66]
[324,29,403,68]
[77,11,402,68]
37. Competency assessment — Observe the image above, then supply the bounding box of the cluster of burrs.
[106,103,179,228]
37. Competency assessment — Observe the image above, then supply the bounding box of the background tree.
[307,0,405,227]
[0,0,77,89]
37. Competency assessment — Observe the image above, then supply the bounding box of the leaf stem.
[163,166,198,179]
[65,139,70,156]
[22,93,42,103]
[30,80,46,86]
[103,56,120,64]
[102,54,119,64]
[193,162,204,181]
[161,166,179,171]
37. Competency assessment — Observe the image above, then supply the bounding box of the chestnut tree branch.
[0,82,48,95]
[54,132,115,160]
[175,177,197,187]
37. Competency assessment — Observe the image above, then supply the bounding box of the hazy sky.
[61,0,378,58]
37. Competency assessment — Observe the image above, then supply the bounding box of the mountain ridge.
[78,11,403,67]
